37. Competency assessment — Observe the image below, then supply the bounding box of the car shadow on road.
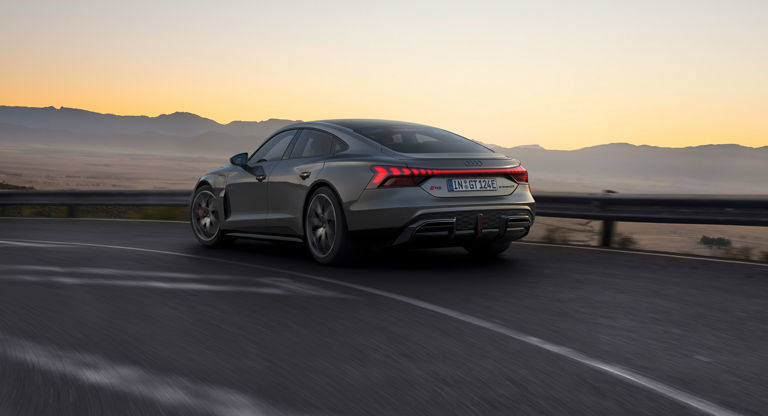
[212,238,521,277]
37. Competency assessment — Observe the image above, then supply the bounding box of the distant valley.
[486,143,768,194]
[1,106,766,193]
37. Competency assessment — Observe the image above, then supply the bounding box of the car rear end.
[340,121,535,248]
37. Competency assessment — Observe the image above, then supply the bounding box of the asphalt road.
[0,218,766,416]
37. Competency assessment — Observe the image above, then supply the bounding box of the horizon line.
[1,104,764,151]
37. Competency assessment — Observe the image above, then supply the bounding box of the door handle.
[299,171,311,180]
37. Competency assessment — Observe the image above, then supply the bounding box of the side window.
[289,129,334,159]
[332,137,349,153]
[249,130,297,163]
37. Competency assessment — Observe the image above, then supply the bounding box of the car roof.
[316,119,430,131]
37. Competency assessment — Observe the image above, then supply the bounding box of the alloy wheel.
[192,190,220,241]
[306,193,337,257]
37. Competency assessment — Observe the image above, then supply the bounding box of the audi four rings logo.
[464,160,483,167]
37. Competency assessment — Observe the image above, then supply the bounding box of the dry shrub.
[542,226,571,244]
[614,233,639,249]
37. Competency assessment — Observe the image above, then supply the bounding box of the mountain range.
[0,106,297,155]
[0,105,294,137]
[0,105,766,193]
[486,142,767,194]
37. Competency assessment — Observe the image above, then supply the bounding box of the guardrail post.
[600,220,614,247]
[66,205,80,218]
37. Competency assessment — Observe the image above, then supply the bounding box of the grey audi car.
[190,120,535,264]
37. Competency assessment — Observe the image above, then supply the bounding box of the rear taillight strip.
[367,165,528,189]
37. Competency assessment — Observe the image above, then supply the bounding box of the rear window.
[354,125,492,154]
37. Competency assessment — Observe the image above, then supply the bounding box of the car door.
[225,129,298,232]
[264,129,335,235]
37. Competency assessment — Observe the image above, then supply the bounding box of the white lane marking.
[0,265,239,280]
[2,274,290,295]
[4,228,766,267]
[513,241,768,268]
[1,215,764,267]
[0,274,351,298]
[0,241,77,248]
[259,277,346,298]
[1,238,746,416]
[0,265,352,298]
[0,332,288,416]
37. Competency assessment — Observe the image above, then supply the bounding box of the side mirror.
[230,152,248,167]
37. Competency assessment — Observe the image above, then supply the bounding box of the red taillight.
[371,166,388,185]
[382,176,424,187]
[508,166,528,183]
[366,166,427,189]
[366,165,529,189]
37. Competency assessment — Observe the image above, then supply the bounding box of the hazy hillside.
[0,122,274,156]
[489,143,768,194]
[0,105,297,138]
[1,106,766,192]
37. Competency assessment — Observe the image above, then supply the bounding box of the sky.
[1,0,766,149]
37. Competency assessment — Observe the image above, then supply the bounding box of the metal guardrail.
[534,192,768,246]
[0,190,191,207]
[2,190,767,247]
[0,190,192,224]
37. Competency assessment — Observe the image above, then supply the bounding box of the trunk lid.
[386,150,520,170]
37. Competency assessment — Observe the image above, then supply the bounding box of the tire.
[463,240,511,258]
[190,185,232,247]
[304,187,358,265]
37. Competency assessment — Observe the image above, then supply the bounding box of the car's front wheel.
[305,187,357,265]
[190,185,231,247]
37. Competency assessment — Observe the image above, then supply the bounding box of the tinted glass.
[354,125,492,154]
[332,137,349,153]
[290,129,334,159]
[249,130,296,163]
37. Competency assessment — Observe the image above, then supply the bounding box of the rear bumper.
[392,208,532,246]
[345,184,536,246]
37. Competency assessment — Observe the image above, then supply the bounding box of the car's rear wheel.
[305,187,357,265]
[463,240,511,258]
[190,185,231,247]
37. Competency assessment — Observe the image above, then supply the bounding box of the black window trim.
[281,129,302,160]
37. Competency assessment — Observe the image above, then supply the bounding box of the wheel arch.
[194,180,213,191]
[301,180,347,239]
[193,176,230,223]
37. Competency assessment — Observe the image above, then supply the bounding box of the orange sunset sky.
[1,1,766,149]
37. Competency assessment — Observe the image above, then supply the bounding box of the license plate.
[447,178,498,192]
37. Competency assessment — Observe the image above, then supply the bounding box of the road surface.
[0,218,766,416]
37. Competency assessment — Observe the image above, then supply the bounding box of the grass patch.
[0,182,35,190]
[1,205,187,221]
